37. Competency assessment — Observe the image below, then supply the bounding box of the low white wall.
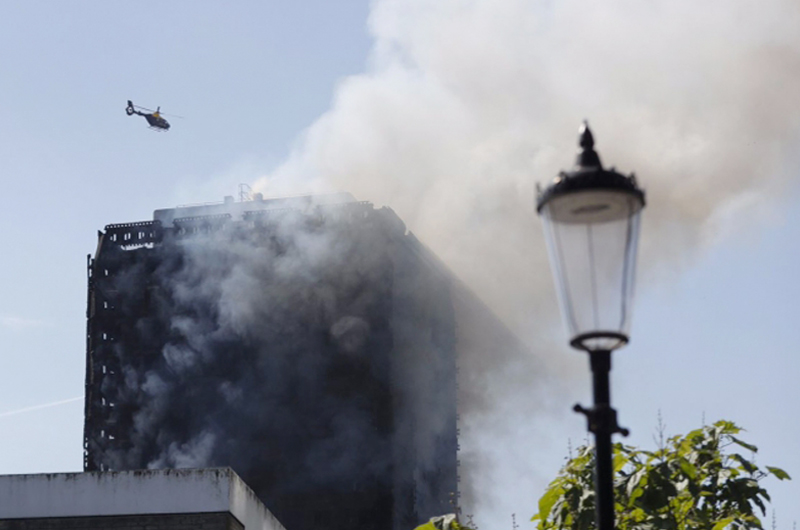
[0,467,286,530]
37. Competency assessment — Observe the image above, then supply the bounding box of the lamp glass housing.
[540,187,643,351]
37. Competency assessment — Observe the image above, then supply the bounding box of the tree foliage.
[414,514,476,530]
[533,420,790,530]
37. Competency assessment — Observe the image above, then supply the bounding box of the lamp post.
[536,122,645,530]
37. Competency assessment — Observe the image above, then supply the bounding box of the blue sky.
[618,196,800,524]
[1,1,798,528]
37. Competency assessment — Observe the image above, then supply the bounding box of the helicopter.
[125,100,173,131]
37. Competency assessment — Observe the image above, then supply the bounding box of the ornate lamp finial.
[576,120,602,169]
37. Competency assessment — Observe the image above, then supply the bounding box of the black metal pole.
[574,350,628,530]
[590,350,615,530]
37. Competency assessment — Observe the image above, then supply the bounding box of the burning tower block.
[84,193,459,530]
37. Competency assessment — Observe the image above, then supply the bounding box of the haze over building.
[83,193,462,530]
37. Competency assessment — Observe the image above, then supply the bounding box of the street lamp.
[536,122,645,530]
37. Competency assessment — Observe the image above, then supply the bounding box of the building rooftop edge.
[153,191,358,226]
[0,467,285,530]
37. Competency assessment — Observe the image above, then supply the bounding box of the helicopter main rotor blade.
[129,101,183,118]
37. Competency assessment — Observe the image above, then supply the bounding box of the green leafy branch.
[533,420,790,530]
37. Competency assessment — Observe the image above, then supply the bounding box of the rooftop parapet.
[154,192,358,226]
[0,467,286,530]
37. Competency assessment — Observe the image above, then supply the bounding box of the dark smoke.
[88,201,494,530]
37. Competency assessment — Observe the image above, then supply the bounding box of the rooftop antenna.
[239,183,253,202]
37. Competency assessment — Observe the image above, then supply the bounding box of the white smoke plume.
[252,0,800,524]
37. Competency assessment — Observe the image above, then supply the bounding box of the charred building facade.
[84,194,459,530]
